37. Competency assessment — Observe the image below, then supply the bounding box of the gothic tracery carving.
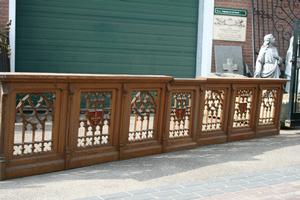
[259,89,277,125]
[202,90,225,132]
[77,92,112,148]
[233,89,253,128]
[128,91,157,142]
[169,92,192,138]
[13,93,54,156]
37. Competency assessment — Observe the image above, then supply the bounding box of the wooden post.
[0,83,8,180]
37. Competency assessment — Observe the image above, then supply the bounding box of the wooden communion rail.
[0,73,286,180]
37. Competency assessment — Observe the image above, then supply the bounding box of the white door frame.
[196,0,214,77]
[9,0,16,72]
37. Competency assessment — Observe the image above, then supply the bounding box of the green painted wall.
[16,0,198,77]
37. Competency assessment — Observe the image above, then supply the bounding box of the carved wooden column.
[0,83,8,180]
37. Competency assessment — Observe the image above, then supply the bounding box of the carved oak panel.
[77,92,112,148]
[202,89,225,132]
[128,90,157,142]
[169,92,192,138]
[259,89,278,126]
[233,89,253,128]
[13,93,54,156]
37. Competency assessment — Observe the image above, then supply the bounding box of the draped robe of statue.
[254,34,282,78]
[285,36,294,93]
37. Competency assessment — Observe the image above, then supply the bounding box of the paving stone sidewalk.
[87,166,300,200]
[1,130,300,200]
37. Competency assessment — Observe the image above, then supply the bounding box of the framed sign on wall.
[213,7,248,42]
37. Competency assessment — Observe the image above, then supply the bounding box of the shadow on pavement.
[1,130,300,189]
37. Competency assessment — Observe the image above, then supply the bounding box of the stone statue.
[254,34,282,78]
[285,36,294,92]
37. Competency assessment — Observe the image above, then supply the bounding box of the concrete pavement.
[1,130,300,200]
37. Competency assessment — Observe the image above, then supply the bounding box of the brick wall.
[212,0,253,72]
[0,0,9,31]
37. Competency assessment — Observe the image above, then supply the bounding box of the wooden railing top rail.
[0,73,287,84]
[205,77,287,84]
[0,73,173,83]
[173,78,287,85]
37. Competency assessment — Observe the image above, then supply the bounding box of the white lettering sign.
[213,15,247,42]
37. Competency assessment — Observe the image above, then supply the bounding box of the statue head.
[263,34,276,46]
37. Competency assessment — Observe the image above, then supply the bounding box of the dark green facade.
[16,0,198,77]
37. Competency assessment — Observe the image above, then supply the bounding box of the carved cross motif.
[238,103,248,114]
[86,110,103,128]
[175,108,186,120]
